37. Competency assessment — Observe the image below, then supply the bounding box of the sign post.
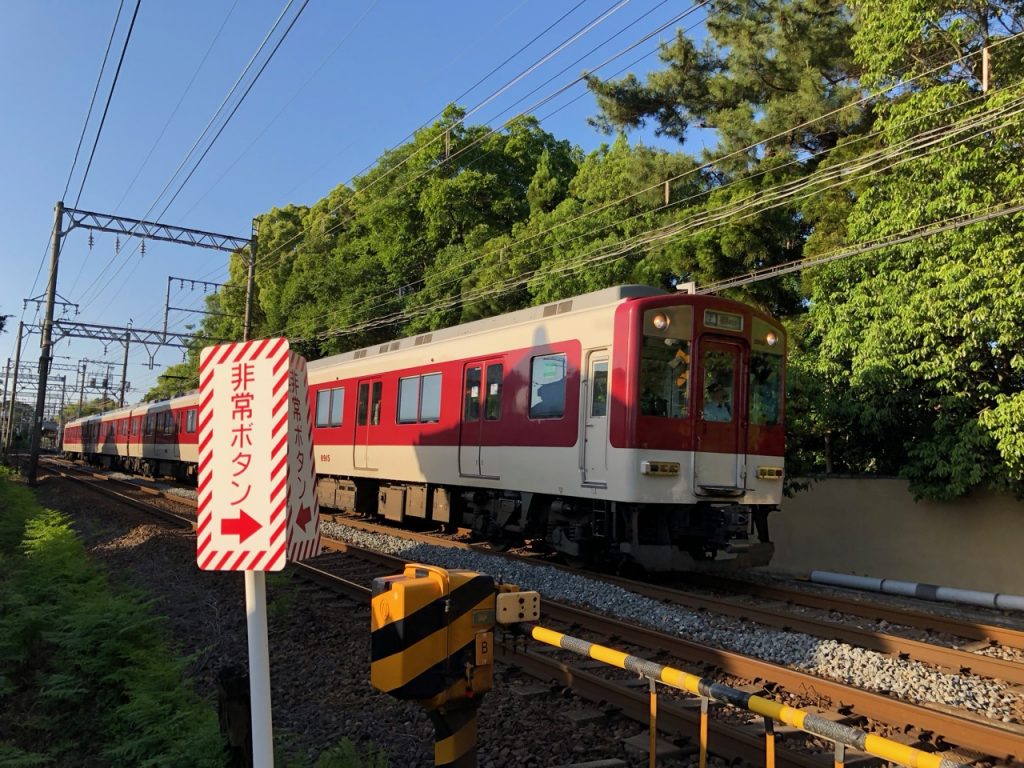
[197,338,320,768]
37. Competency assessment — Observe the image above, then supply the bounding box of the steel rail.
[542,601,1024,760]
[592,573,1024,685]
[692,575,1024,650]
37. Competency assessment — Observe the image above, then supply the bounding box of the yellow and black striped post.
[371,564,498,767]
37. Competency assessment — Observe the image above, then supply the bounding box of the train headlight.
[765,331,778,347]
[652,312,670,331]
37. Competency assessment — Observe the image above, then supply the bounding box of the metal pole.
[245,570,274,768]
[163,276,172,336]
[648,677,657,768]
[243,219,258,342]
[4,322,25,459]
[78,362,86,417]
[28,200,63,484]
[58,376,67,450]
[120,329,130,406]
[1,359,9,452]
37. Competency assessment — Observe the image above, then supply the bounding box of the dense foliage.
[149,0,1024,501]
[0,469,224,765]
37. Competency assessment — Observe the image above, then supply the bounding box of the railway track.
[38,460,1024,764]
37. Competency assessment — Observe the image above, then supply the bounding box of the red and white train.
[64,285,786,571]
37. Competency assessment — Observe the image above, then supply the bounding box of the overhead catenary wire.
[75,0,310,316]
[297,91,1024,342]
[154,1,697,334]
[245,21,1020,333]
[72,0,142,209]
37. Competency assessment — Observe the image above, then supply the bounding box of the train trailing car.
[64,284,786,572]
[63,393,199,481]
[309,284,785,571]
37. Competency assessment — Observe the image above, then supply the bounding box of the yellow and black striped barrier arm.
[529,625,968,768]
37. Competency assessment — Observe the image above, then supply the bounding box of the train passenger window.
[370,382,382,425]
[639,337,690,418]
[357,384,369,426]
[145,415,154,435]
[163,412,176,434]
[316,388,344,428]
[186,409,197,433]
[133,417,140,435]
[591,361,608,417]
[485,365,502,420]
[702,351,734,423]
[420,373,441,422]
[749,353,781,426]
[121,419,128,436]
[464,367,481,421]
[397,377,419,423]
[529,354,566,419]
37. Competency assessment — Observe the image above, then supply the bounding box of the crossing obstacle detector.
[370,564,540,767]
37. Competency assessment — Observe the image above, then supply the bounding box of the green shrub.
[0,473,223,766]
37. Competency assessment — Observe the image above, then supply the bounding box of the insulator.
[140,239,146,256]
[88,232,94,250]
[115,236,121,254]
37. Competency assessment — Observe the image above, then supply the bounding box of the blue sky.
[1,0,697,405]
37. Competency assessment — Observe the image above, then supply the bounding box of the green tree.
[802,0,1024,497]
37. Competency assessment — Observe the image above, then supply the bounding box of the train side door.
[354,378,381,470]
[459,361,503,479]
[694,338,746,492]
[581,351,609,486]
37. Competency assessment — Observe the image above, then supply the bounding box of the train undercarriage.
[317,475,774,573]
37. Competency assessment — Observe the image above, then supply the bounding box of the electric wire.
[72,0,142,209]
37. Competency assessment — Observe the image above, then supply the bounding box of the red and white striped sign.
[284,351,320,562]
[197,338,318,571]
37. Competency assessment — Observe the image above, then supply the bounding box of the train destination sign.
[197,337,320,571]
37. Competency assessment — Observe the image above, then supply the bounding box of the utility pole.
[28,200,63,484]
[4,322,25,459]
[77,362,86,417]
[1,359,9,452]
[119,327,130,406]
[57,375,67,450]
[243,217,259,342]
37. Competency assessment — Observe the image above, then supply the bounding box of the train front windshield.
[638,334,691,419]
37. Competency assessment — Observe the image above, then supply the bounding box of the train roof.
[307,284,668,373]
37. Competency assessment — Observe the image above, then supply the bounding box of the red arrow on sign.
[221,510,262,543]
[295,504,312,532]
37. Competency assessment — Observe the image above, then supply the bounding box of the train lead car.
[309,285,786,572]
[64,284,786,573]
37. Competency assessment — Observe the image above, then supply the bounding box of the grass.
[0,467,388,767]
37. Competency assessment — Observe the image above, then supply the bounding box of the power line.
[62,0,126,202]
[73,0,143,208]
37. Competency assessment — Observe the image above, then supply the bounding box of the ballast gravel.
[321,521,1023,723]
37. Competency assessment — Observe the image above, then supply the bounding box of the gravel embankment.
[321,521,1024,725]
[35,474,727,768]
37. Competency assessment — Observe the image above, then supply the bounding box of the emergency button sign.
[197,337,316,571]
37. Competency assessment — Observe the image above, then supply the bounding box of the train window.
[316,388,344,428]
[591,361,608,418]
[702,350,735,423]
[420,373,441,422]
[121,419,128,436]
[485,365,502,420]
[163,412,176,434]
[357,383,369,426]
[186,409,197,433]
[639,337,690,418]
[749,353,781,426]
[464,367,481,421]
[530,354,566,419]
[133,417,140,435]
[370,382,382,425]
[145,414,154,435]
[397,377,419,423]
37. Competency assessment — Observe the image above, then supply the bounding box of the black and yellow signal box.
[370,564,541,767]
[371,564,498,707]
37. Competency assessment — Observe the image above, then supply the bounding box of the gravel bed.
[33,473,733,768]
[321,521,1024,724]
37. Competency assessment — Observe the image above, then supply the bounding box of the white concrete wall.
[764,477,1024,595]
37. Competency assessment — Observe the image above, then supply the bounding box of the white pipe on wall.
[809,570,1024,612]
